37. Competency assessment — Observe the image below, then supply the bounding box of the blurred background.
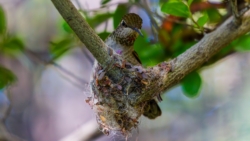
[0,0,250,141]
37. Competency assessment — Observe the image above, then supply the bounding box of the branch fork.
[88,51,171,135]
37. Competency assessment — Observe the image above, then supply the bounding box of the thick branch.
[131,10,250,105]
[163,11,250,91]
[51,0,123,81]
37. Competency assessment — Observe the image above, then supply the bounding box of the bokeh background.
[1,0,250,141]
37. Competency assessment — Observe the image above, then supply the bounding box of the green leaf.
[134,31,149,50]
[50,37,74,60]
[161,0,191,18]
[0,66,16,89]
[234,35,250,51]
[62,21,73,33]
[197,12,208,27]
[134,32,166,66]
[0,5,6,34]
[2,37,24,55]
[187,0,193,6]
[207,8,221,23]
[101,0,111,5]
[113,4,128,28]
[98,32,111,40]
[87,13,113,28]
[181,71,202,98]
[140,43,166,66]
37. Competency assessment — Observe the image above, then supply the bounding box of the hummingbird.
[105,13,161,119]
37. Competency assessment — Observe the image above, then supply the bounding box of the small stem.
[190,14,204,32]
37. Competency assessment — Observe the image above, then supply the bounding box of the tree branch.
[59,119,102,141]
[130,10,250,105]
[51,0,123,82]
[163,11,250,90]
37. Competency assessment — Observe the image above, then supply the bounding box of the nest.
[86,48,171,136]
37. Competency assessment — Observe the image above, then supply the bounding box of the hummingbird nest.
[87,48,171,136]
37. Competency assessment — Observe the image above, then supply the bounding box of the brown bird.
[105,13,161,119]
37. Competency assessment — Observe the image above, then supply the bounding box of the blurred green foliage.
[0,66,16,89]
[113,4,128,28]
[86,13,114,28]
[207,8,221,23]
[161,0,191,18]
[101,0,111,5]
[197,11,208,27]
[62,21,73,33]
[0,5,20,88]
[50,37,75,60]
[1,36,24,55]
[134,31,166,66]
[98,32,111,40]
[0,5,6,34]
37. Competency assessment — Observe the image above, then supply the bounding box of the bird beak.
[133,28,143,37]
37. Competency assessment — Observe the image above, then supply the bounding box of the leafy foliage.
[0,66,16,89]
[98,32,111,40]
[62,21,73,33]
[0,5,24,56]
[1,37,24,55]
[207,8,221,23]
[50,37,75,60]
[113,4,128,28]
[181,71,202,98]
[101,0,111,5]
[161,0,191,18]
[87,13,114,28]
[234,34,250,51]
[187,0,193,6]
[0,5,6,34]
[197,12,208,27]
[134,32,166,66]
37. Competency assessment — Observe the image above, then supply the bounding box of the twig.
[154,10,212,31]
[51,62,88,86]
[80,47,95,64]
[137,0,160,30]
[51,65,87,91]
[24,49,88,91]
[0,90,26,141]
[136,0,160,41]
[59,119,102,141]
[2,88,11,124]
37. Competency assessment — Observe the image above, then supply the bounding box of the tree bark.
[51,0,123,82]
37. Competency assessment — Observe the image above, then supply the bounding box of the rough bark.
[51,0,123,82]
[132,13,250,105]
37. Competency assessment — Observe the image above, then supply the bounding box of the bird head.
[112,13,143,46]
